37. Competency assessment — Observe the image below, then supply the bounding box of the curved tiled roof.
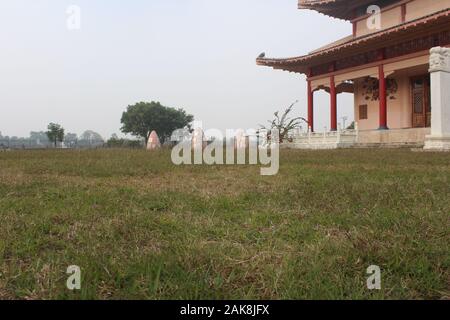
[298,0,376,20]
[257,8,450,74]
[299,0,340,6]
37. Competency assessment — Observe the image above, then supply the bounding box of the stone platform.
[285,127,431,150]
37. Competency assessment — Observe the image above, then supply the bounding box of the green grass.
[0,148,449,300]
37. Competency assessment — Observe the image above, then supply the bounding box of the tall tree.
[46,123,65,148]
[120,101,193,144]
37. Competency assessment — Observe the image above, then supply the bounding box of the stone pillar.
[424,47,450,151]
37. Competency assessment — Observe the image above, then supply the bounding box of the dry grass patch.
[0,148,448,299]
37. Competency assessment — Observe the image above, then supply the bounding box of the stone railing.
[287,125,359,149]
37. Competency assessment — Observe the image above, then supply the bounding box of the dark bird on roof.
[258,52,265,59]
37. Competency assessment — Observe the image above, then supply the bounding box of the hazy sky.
[0,0,353,139]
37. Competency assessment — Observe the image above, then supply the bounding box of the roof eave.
[256,9,450,75]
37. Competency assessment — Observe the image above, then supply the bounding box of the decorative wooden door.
[411,75,431,128]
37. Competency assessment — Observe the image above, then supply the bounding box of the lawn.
[0,148,448,300]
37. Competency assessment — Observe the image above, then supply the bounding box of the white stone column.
[424,47,450,151]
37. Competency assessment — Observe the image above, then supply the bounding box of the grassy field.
[0,148,448,300]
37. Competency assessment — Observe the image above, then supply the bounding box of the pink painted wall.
[354,76,410,130]
[406,0,450,21]
[355,0,450,38]
[353,66,429,130]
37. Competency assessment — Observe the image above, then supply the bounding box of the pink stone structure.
[235,129,247,149]
[192,127,207,150]
[147,131,161,150]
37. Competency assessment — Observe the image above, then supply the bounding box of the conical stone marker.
[147,131,161,150]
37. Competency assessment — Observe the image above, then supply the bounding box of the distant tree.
[80,130,103,142]
[46,123,65,148]
[259,101,307,143]
[64,133,78,148]
[106,134,143,149]
[120,101,194,145]
[30,131,47,140]
[78,130,104,147]
[106,134,122,148]
[30,131,50,146]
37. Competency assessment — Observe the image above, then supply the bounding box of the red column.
[378,65,388,130]
[330,75,337,131]
[401,4,406,23]
[307,80,314,132]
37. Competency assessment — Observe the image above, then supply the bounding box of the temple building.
[257,0,450,149]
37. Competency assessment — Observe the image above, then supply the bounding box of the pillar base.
[423,135,450,151]
[378,126,389,130]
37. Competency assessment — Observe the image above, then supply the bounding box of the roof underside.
[298,0,384,20]
[257,8,450,75]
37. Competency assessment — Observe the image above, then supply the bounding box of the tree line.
[0,128,105,149]
[1,101,194,150]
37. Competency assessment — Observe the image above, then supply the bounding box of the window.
[359,105,368,120]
